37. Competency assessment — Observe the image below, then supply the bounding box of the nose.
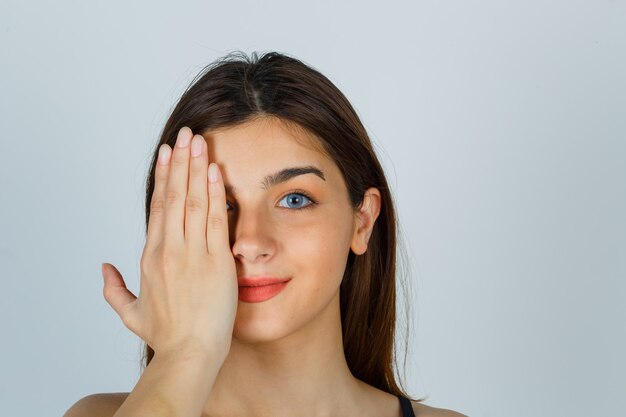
[230,207,276,264]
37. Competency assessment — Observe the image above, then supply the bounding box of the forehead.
[200,117,343,192]
[202,116,327,160]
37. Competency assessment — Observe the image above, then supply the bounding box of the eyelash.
[226,190,318,212]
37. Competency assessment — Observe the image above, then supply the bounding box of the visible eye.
[225,191,318,212]
[277,192,316,210]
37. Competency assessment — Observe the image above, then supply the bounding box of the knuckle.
[102,286,115,303]
[207,215,225,230]
[150,197,165,213]
[165,190,180,206]
[185,196,206,212]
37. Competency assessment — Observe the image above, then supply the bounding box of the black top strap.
[398,395,416,417]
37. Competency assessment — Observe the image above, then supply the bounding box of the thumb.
[101,262,137,320]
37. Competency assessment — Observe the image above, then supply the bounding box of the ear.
[350,188,382,255]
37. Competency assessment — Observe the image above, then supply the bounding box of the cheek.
[278,209,354,286]
[231,210,354,341]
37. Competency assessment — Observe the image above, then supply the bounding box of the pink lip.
[238,277,291,287]
[238,277,291,303]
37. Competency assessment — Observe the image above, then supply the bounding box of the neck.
[201,292,369,417]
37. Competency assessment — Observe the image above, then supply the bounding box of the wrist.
[154,342,220,365]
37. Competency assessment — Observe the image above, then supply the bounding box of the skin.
[194,117,467,417]
[198,116,391,417]
[65,116,467,417]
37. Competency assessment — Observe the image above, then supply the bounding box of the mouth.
[237,277,291,287]
[237,278,291,303]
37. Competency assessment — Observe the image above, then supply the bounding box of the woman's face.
[201,117,371,344]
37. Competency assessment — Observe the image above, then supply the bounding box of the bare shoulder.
[412,400,468,417]
[63,392,129,417]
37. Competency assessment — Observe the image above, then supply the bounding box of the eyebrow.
[224,165,326,196]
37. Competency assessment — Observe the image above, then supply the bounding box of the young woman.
[64,51,466,417]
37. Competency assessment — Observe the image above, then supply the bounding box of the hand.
[101,126,238,361]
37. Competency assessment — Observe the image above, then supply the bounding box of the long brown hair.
[140,51,424,402]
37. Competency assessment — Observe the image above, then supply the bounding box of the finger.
[206,163,230,254]
[164,126,193,247]
[145,143,172,253]
[102,263,137,320]
[186,136,209,252]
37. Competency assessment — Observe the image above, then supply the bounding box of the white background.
[1,1,624,416]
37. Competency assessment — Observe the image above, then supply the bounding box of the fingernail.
[208,163,218,183]
[177,130,191,148]
[191,136,204,157]
[158,144,171,164]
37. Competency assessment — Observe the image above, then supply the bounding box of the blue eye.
[226,191,317,212]
[278,192,316,210]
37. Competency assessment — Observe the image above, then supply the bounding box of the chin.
[232,317,292,345]
[233,324,287,344]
